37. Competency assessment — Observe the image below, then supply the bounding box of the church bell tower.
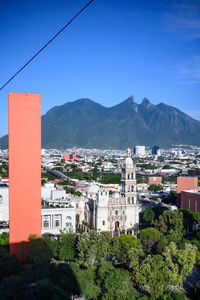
[121,148,137,204]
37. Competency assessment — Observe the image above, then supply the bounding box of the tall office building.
[133,146,146,157]
[9,93,41,256]
[152,145,160,155]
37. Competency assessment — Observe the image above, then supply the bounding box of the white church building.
[87,149,140,234]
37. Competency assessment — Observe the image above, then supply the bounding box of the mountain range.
[0,96,200,149]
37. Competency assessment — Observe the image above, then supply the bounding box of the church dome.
[87,184,100,194]
[125,156,134,168]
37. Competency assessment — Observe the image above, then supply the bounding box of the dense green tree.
[111,234,141,263]
[20,235,53,266]
[0,275,22,300]
[141,208,155,227]
[0,232,9,246]
[73,265,101,300]
[154,210,185,243]
[33,278,68,300]
[148,184,163,192]
[139,227,161,252]
[131,242,196,299]
[97,262,137,300]
[77,231,111,267]
[58,232,77,261]
[152,206,168,220]
[0,247,20,280]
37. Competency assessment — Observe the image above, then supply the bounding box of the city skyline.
[0,0,199,136]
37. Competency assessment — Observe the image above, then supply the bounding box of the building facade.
[88,149,140,234]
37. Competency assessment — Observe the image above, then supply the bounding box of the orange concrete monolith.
[9,93,41,256]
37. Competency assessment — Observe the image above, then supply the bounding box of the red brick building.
[149,177,162,185]
[63,153,80,162]
[180,190,200,212]
[177,177,198,210]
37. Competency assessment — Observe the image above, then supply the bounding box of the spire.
[127,148,131,158]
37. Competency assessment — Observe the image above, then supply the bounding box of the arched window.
[128,197,130,204]
[127,186,130,192]
[115,210,118,215]
[131,185,134,192]
[128,174,130,179]
[132,197,134,204]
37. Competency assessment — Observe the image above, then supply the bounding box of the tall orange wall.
[9,93,41,256]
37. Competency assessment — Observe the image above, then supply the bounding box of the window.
[195,200,198,212]
[66,216,72,220]
[43,215,51,228]
[102,220,105,225]
[132,197,134,204]
[55,220,60,227]
[54,214,61,228]
[128,174,130,179]
[43,220,49,228]
[128,197,130,204]
[131,185,134,192]
[115,210,118,215]
[66,222,72,227]
[131,173,133,179]
[76,203,79,208]
[189,199,191,210]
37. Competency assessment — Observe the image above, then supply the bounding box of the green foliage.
[134,254,172,299]
[152,206,168,219]
[132,242,196,299]
[154,210,185,243]
[98,262,137,300]
[141,208,155,227]
[0,275,22,300]
[33,278,68,300]
[72,264,101,300]
[180,209,200,231]
[42,235,58,257]
[111,234,141,263]
[0,232,9,246]
[156,237,168,254]
[0,247,20,280]
[139,227,161,252]
[77,231,111,267]
[20,235,53,266]
[137,163,157,169]
[59,232,77,261]
[148,184,163,192]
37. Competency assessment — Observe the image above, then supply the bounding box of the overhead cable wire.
[0,0,94,92]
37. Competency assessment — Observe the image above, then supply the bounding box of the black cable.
[0,0,94,92]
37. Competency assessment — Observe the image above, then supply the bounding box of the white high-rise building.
[134,146,146,157]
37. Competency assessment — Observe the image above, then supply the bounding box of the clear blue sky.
[0,0,199,136]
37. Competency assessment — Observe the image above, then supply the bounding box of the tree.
[154,210,185,244]
[148,184,163,192]
[97,262,137,300]
[112,234,141,264]
[139,227,161,252]
[131,242,196,299]
[163,242,196,288]
[20,235,53,266]
[141,208,155,227]
[0,232,9,246]
[77,231,111,268]
[33,278,68,300]
[134,254,172,299]
[59,232,77,261]
[0,247,20,280]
